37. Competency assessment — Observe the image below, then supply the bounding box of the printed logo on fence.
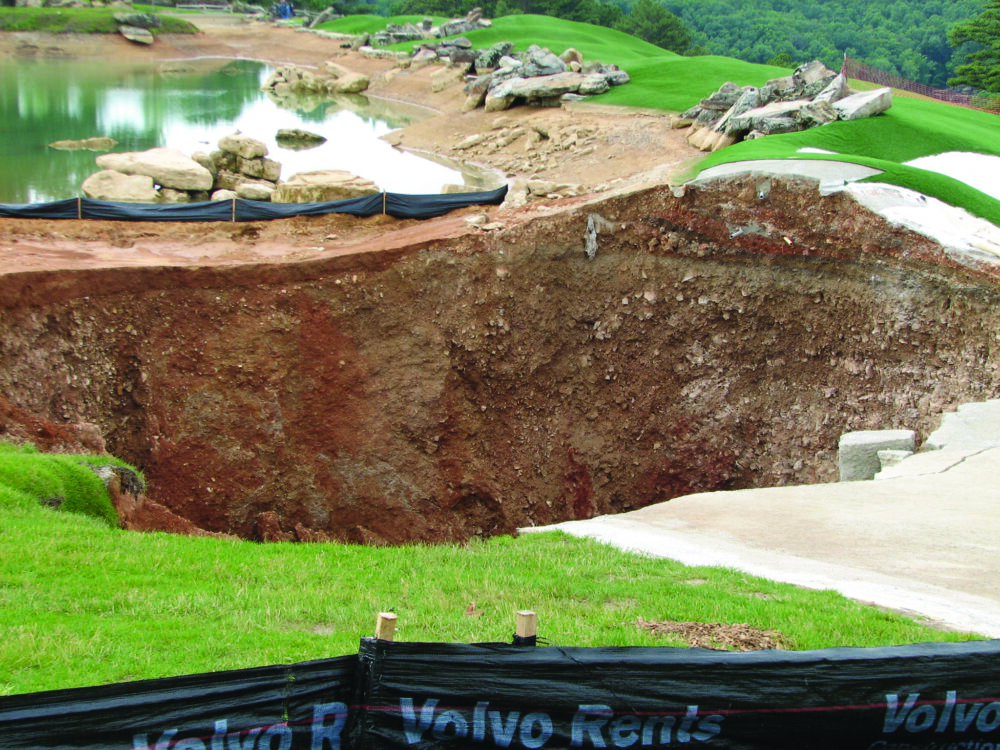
[884,693,1000,736]
[400,698,724,748]
[132,701,347,750]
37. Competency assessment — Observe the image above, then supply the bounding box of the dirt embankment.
[3,23,1000,543]
[3,174,1000,543]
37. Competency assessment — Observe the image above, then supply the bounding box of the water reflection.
[0,59,475,203]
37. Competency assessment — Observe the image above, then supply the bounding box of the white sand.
[905,151,1000,200]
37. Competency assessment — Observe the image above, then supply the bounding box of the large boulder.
[95,148,213,191]
[237,156,281,182]
[119,25,153,45]
[833,87,893,120]
[328,72,369,94]
[218,133,268,160]
[476,41,514,70]
[275,128,327,150]
[794,59,837,86]
[507,71,584,100]
[484,78,521,112]
[813,73,849,103]
[81,170,158,202]
[49,136,117,151]
[271,170,379,203]
[721,99,813,137]
[578,73,610,96]
[521,45,566,77]
[235,180,277,201]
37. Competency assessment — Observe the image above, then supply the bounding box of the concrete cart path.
[523,446,1000,637]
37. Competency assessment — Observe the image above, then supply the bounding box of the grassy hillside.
[693,95,1000,226]
[328,13,1000,226]
[0,493,979,696]
[0,7,198,33]
[321,13,449,34]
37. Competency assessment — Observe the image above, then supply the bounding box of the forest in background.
[343,0,985,88]
[662,0,982,88]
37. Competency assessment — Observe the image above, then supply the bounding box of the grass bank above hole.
[0,502,982,696]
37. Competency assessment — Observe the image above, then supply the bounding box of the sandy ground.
[0,18,701,276]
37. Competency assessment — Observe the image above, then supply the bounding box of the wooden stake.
[375,612,397,641]
[516,610,537,639]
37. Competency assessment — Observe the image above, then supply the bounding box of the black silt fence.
[2,639,1000,750]
[0,187,509,223]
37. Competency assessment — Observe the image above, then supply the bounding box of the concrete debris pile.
[80,132,379,204]
[680,60,892,152]
[372,7,492,46]
[462,44,630,112]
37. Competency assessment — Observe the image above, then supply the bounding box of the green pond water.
[0,58,480,204]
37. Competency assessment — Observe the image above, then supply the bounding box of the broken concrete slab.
[832,87,892,120]
[838,429,916,481]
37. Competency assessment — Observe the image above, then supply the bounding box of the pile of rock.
[681,60,893,152]
[205,133,283,201]
[82,147,216,203]
[262,61,370,99]
[81,133,280,203]
[409,37,478,67]
[372,8,491,47]
[80,132,381,204]
[462,44,630,112]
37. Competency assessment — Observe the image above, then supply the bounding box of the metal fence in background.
[841,55,1000,114]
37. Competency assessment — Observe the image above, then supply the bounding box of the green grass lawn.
[0,6,198,33]
[0,484,981,696]
[320,14,450,35]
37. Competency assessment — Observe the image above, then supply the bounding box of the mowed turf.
[0,491,982,696]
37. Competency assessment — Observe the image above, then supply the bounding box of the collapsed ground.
[2,21,1000,543]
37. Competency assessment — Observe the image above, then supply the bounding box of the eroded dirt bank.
[3,177,1000,542]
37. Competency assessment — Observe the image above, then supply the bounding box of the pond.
[0,58,490,205]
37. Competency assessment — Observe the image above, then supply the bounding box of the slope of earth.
[3,173,1000,542]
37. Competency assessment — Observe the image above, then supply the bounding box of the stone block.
[832,87,892,120]
[96,147,213,191]
[81,170,158,202]
[838,429,916,481]
[218,133,268,160]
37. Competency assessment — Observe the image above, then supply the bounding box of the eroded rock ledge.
[2,176,999,543]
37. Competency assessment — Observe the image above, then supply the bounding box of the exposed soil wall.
[3,177,1000,543]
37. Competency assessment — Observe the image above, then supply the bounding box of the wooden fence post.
[515,610,537,645]
[375,612,397,641]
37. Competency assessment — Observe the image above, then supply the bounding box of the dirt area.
[632,618,786,651]
[3,21,1000,543]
